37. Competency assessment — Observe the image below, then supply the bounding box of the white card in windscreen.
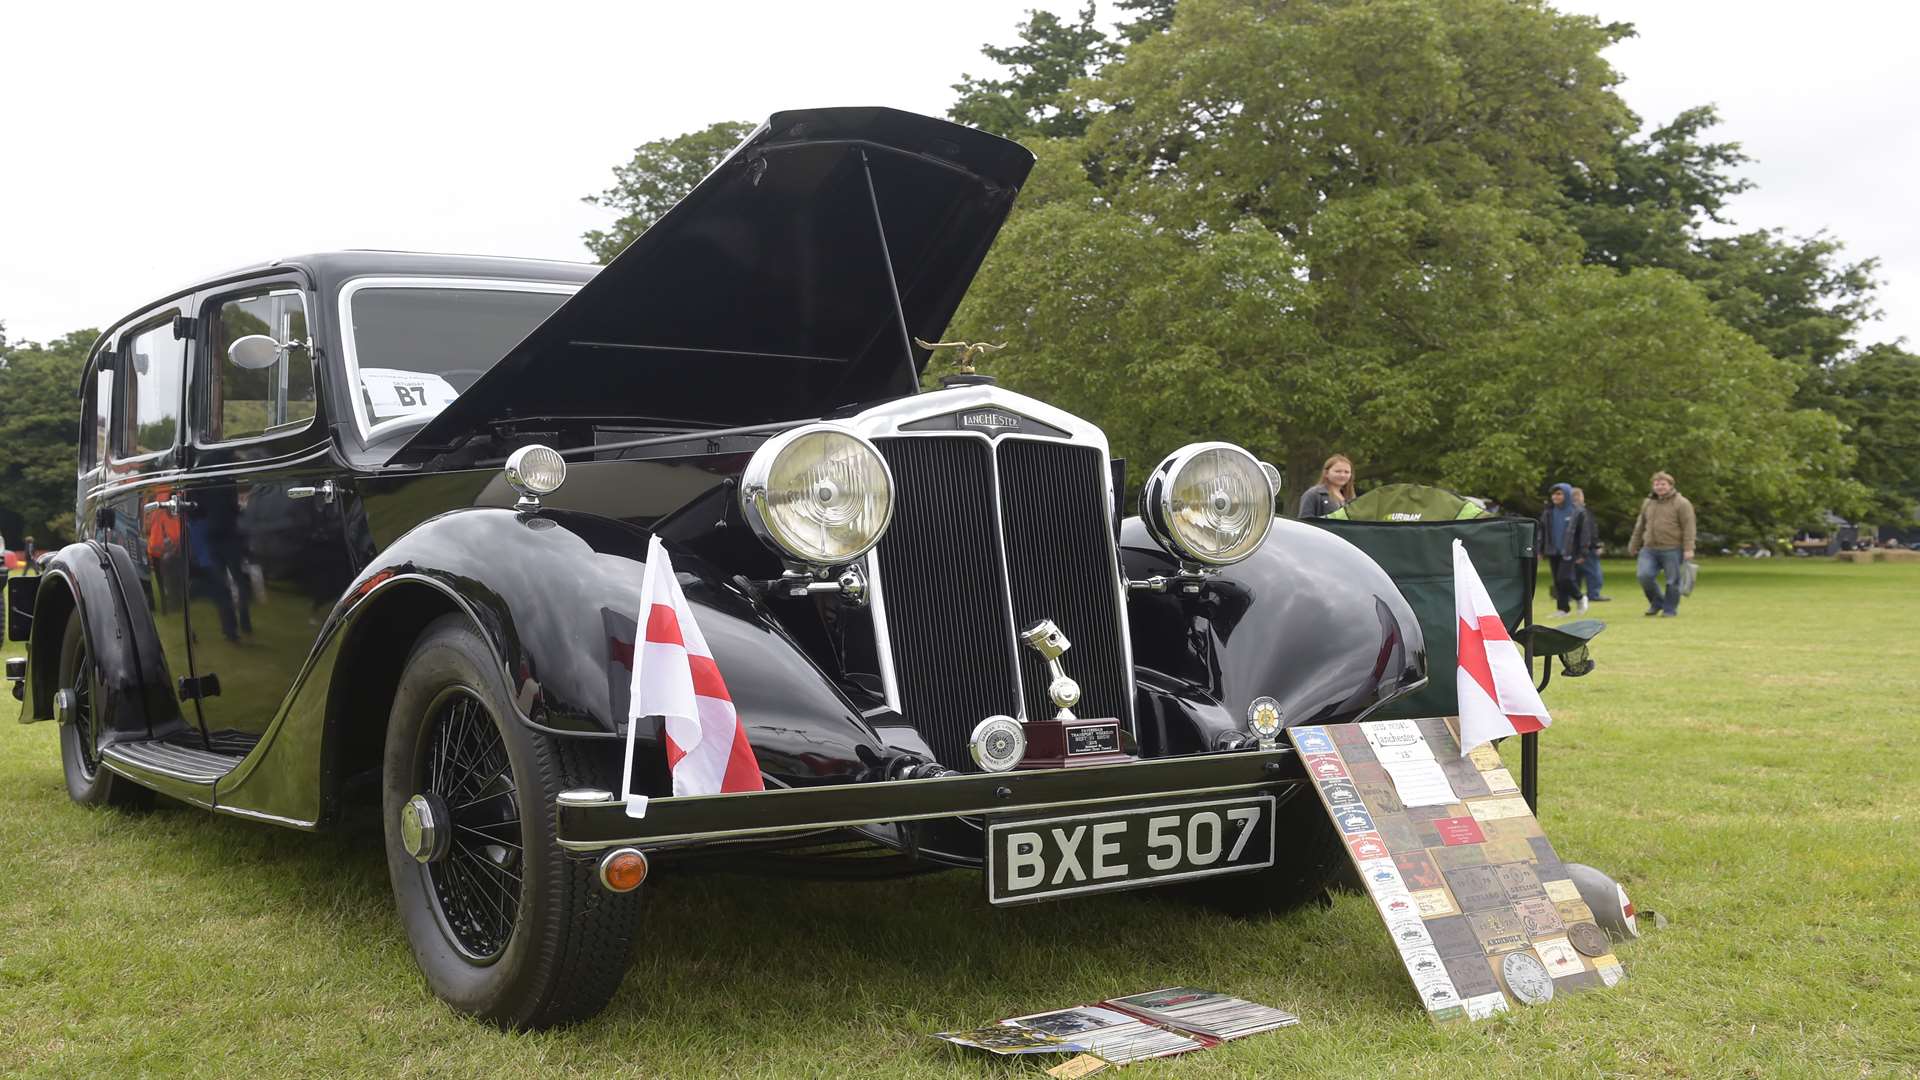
[363,368,459,421]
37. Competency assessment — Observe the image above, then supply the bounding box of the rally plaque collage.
[1290,718,1625,1022]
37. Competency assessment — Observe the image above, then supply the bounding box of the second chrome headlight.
[1141,442,1276,566]
[740,425,895,568]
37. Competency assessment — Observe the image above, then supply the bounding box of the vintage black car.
[9,107,1425,1028]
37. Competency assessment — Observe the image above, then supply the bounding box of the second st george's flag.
[1452,538,1553,756]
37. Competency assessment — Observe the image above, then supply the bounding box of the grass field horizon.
[2,557,1915,1077]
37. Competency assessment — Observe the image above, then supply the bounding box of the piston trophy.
[1013,618,1134,768]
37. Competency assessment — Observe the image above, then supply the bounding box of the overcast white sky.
[3,1,1915,349]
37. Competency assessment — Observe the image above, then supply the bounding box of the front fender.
[329,507,892,792]
[1122,516,1427,744]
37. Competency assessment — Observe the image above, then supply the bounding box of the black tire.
[382,614,643,1029]
[1161,788,1346,917]
[57,609,152,809]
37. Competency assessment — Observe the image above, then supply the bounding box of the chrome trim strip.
[863,548,903,711]
[212,804,318,829]
[334,276,582,442]
[556,779,1284,849]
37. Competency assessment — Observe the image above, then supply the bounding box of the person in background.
[1571,487,1610,602]
[1628,470,1696,617]
[1537,483,1594,616]
[1298,454,1356,518]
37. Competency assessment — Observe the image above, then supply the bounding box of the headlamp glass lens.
[759,429,893,565]
[1166,446,1273,564]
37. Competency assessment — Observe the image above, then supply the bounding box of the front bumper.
[556,747,1302,851]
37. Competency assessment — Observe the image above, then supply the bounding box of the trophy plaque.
[1015,618,1135,769]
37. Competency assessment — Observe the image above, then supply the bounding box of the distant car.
[9,108,1425,1029]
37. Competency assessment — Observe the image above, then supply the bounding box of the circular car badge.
[1501,950,1555,1006]
[1567,922,1610,957]
[1247,696,1282,740]
[969,715,1026,773]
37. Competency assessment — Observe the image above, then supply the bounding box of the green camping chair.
[1304,511,1603,807]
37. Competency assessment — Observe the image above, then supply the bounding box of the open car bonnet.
[389,107,1035,465]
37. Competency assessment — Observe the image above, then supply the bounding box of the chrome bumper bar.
[555,748,1302,851]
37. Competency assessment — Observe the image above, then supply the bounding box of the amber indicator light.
[598,848,650,893]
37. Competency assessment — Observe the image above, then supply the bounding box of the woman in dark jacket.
[1298,454,1356,518]
[1538,482,1594,616]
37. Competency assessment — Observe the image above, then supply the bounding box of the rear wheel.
[57,609,152,809]
[382,614,643,1029]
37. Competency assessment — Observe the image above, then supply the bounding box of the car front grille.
[871,435,1132,770]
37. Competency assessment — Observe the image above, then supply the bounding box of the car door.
[89,305,200,742]
[177,280,353,751]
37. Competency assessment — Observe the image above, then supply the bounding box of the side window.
[202,290,315,443]
[88,363,114,469]
[122,318,185,456]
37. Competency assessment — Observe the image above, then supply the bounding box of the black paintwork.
[24,107,1427,871]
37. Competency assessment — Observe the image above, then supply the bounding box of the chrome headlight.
[740,424,895,568]
[1140,442,1276,566]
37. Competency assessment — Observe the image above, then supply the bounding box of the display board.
[1291,717,1625,1021]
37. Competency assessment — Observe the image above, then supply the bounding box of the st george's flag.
[1453,538,1553,756]
[620,535,763,817]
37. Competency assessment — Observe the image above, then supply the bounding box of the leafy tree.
[1113,0,1177,43]
[1830,345,1920,525]
[0,328,97,544]
[581,120,754,263]
[1563,104,1752,273]
[950,4,1110,139]
[1693,229,1880,380]
[950,0,1860,534]
[1563,104,1880,389]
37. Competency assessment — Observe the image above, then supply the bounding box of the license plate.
[986,795,1276,905]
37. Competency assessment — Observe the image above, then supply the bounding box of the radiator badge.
[960,409,1022,433]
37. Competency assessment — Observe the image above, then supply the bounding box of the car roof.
[234,249,601,286]
[81,250,601,386]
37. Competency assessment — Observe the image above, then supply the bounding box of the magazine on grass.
[1105,987,1300,1040]
[1000,1005,1205,1064]
[930,1025,1087,1056]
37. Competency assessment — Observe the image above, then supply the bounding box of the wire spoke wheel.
[68,635,101,779]
[419,687,522,963]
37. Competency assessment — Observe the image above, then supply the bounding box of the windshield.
[340,278,576,438]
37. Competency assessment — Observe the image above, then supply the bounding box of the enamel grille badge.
[960,410,1021,432]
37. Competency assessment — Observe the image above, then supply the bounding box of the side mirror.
[227,334,283,370]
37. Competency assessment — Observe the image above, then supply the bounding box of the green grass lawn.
[1,558,1916,1078]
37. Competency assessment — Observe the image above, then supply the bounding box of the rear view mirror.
[228,334,283,370]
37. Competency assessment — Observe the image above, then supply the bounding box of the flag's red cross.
[1457,614,1545,735]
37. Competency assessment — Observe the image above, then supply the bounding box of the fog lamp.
[1140,442,1276,567]
[740,424,895,568]
[504,444,567,511]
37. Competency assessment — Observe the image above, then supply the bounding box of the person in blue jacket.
[1537,483,1594,616]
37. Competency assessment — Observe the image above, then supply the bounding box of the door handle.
[288,480,337,503]
[142,495,192,513]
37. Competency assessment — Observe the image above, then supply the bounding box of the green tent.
[1324,482,1489,522]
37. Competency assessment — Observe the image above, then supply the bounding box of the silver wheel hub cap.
[53,688,77,726]
[401,793,450,864]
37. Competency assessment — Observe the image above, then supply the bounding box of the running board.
[102,740,245,785]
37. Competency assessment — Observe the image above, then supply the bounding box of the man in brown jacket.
[1628,471,1696,617]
